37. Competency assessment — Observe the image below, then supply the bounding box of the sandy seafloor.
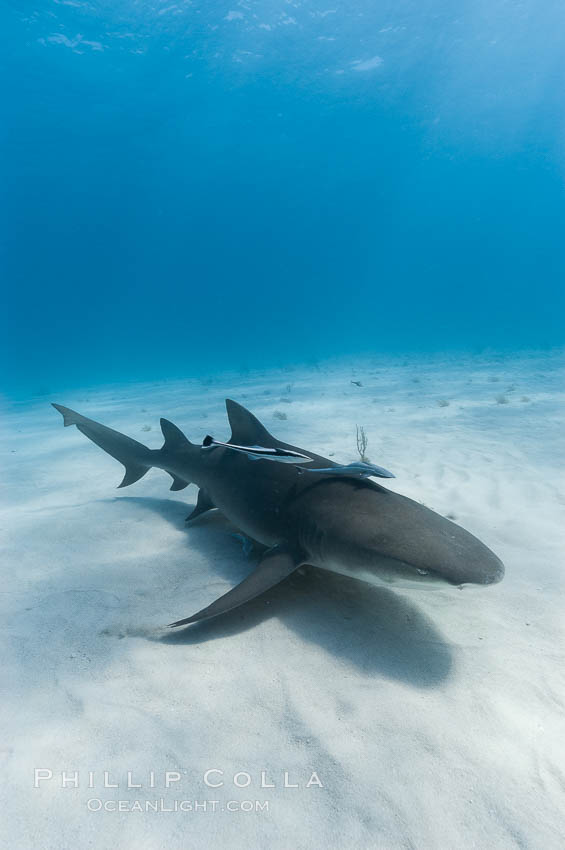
[1,349,564,850]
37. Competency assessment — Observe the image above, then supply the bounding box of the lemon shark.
[52,399,504,627]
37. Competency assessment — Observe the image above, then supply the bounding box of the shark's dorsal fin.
[225,399,277,447]
[160,418,192,452]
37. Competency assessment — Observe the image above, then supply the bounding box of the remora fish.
[52,399,505,628]
[299,461,395,479]
[204,437,394,478]
[202,435,312,463]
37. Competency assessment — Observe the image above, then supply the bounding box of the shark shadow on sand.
[109,496,454,688]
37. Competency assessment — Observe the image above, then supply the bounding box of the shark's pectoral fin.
[185,489,216,522]
[168,543,304,627]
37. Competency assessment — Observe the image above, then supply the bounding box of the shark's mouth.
[323,553,504,591]
[323,556,455,590]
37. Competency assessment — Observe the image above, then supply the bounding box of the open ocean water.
[2,0,564,398]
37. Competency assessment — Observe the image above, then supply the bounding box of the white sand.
[1,350,564,849]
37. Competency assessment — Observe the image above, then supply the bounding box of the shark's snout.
[440,527,505,587]
[411,531,505,590]
[376,548,505,592]
[466,553,505,586]
[402,522,505,590]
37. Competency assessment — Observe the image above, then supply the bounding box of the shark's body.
[52,399,504,627]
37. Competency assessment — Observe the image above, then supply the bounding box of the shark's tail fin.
[52,403,157,489]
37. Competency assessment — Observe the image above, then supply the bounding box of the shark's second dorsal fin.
[225,399,277,447]
[160,418,192,452]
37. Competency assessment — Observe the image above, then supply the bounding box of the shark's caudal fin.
[52,404,155,488]
[52,404,192,491]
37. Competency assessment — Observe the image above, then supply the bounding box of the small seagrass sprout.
[356,425,369,463]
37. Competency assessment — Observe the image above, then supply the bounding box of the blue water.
[2,1,564,396]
